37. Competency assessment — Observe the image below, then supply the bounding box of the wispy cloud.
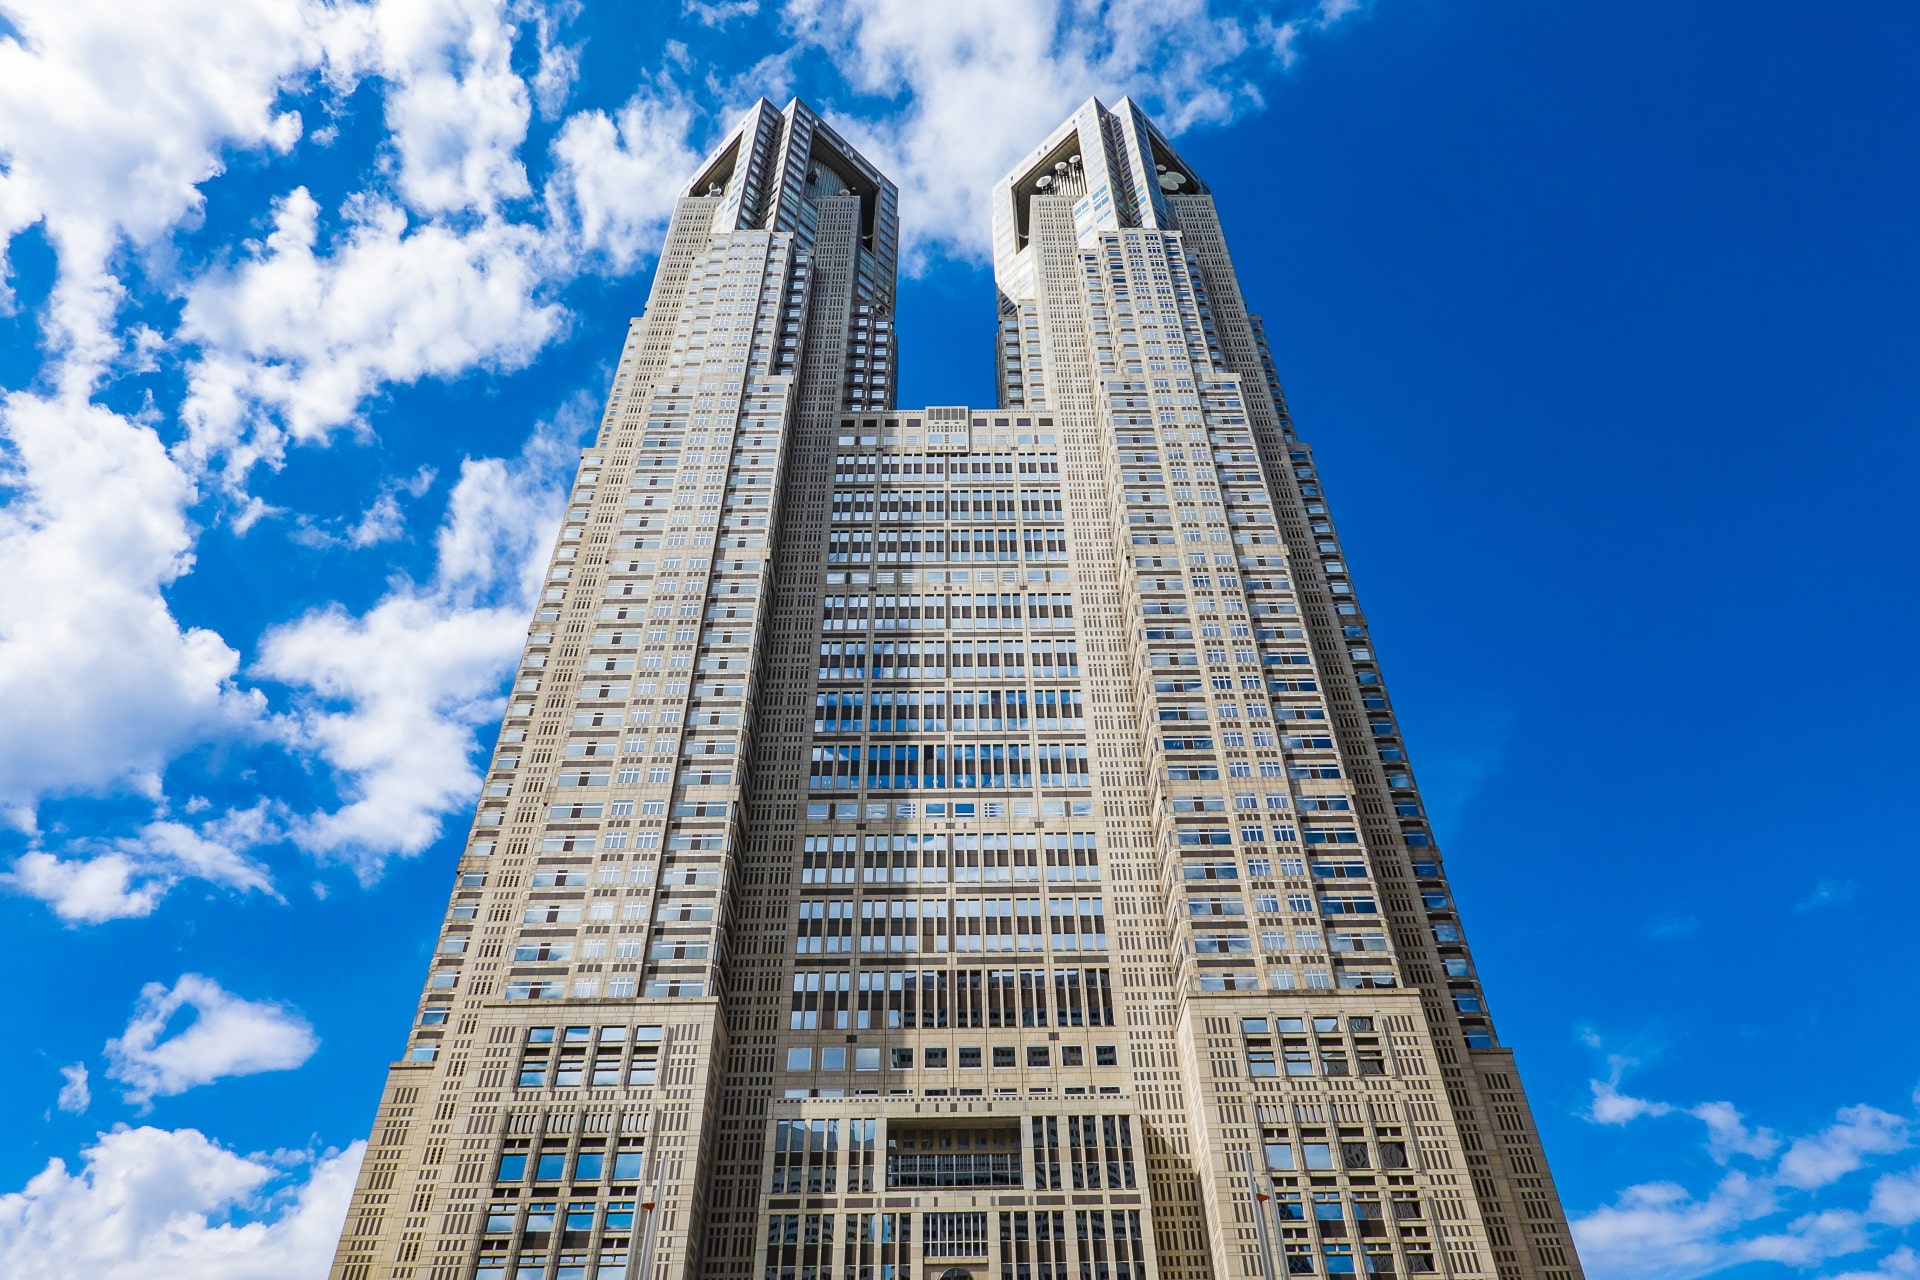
[55,1063,90,1115]
[1797,878,1858,912]
[1647,914,1701,941]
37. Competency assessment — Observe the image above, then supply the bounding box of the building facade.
[329,97,1583,1280]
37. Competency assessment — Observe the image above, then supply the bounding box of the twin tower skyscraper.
[329,98,1583,1280]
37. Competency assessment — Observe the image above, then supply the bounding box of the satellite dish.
[1035,175,1054,190]
[1158,170,1187,191]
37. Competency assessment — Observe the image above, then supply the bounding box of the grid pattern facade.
[329,96,1581,1280]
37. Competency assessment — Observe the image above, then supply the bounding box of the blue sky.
[0,1,1915,1276]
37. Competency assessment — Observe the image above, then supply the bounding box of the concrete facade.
[329,97,1582,1280]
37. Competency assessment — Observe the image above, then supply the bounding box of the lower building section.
[331,1001,726,1280]
[1176,991,1496,1279]
[755,1096,1159,1280]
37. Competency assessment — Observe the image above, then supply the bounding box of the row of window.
[784,1043,1120,1072]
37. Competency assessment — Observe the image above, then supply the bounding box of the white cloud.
[6,806,277,924]
[1692,1100,1780,1164]
[1574,1171,1778,1280]
[355,0,534,218]
[1572,1096,1919,1280]
[0,0,363,350]
[1777,1107,1910,1191]
[253,407,574,874]
[685,0,760,26]
[104,975,318,1107]
[780,0,1365,263]
[56,1064,90,1115]
[1827,1248,1920,1280]
[0,0,369,834]
[0,388,266,823]
[1588,1076,1672,1126]
[0,1126,361,1280]
[546,82,703,272]
[1871,1171,1920,1228]
[179,187,563,481]
[527,0,585,119]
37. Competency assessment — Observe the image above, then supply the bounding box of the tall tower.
[329,97,1582,1280]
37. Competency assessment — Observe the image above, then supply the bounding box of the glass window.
[536,1153,567,1182]
[574,1151,605,1180]
[496,1154,527,1182]
[1304,1143,1334,1170]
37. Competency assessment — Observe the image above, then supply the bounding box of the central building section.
[750,408,1152,1280]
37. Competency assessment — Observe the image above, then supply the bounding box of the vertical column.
[1029,193,1207,1280]
[702,191,863,1278]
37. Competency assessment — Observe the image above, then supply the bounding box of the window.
[1027,1045,1050,1067]
[496,1153,528,1182]
[786,1047,812,1071]
[1095,1044,1118,1066]
[1303,1143,1334,1170]
[959,1046,983,1068]
[993,1046,1017,1068]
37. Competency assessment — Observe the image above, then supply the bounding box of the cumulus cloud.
[6,805,277,924]
[0,0,368,832]
[0,1126,361,1280]
[0,0,363,351]
[1872,1172,1920,1229]
[356,0,536,218]
[56,1064,90,1115]
[178,187,564,481]
[0,389,265,824]
[1573,1094,1919,1280]
[104,975,318,1107]
[546,82,704,271]
[253,405,575,874]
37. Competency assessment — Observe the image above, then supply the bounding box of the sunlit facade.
[329,97,1581,1280]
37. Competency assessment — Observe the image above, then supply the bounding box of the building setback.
[329,96,1583,1280]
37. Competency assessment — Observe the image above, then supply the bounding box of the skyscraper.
[329,97,1582,1280]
